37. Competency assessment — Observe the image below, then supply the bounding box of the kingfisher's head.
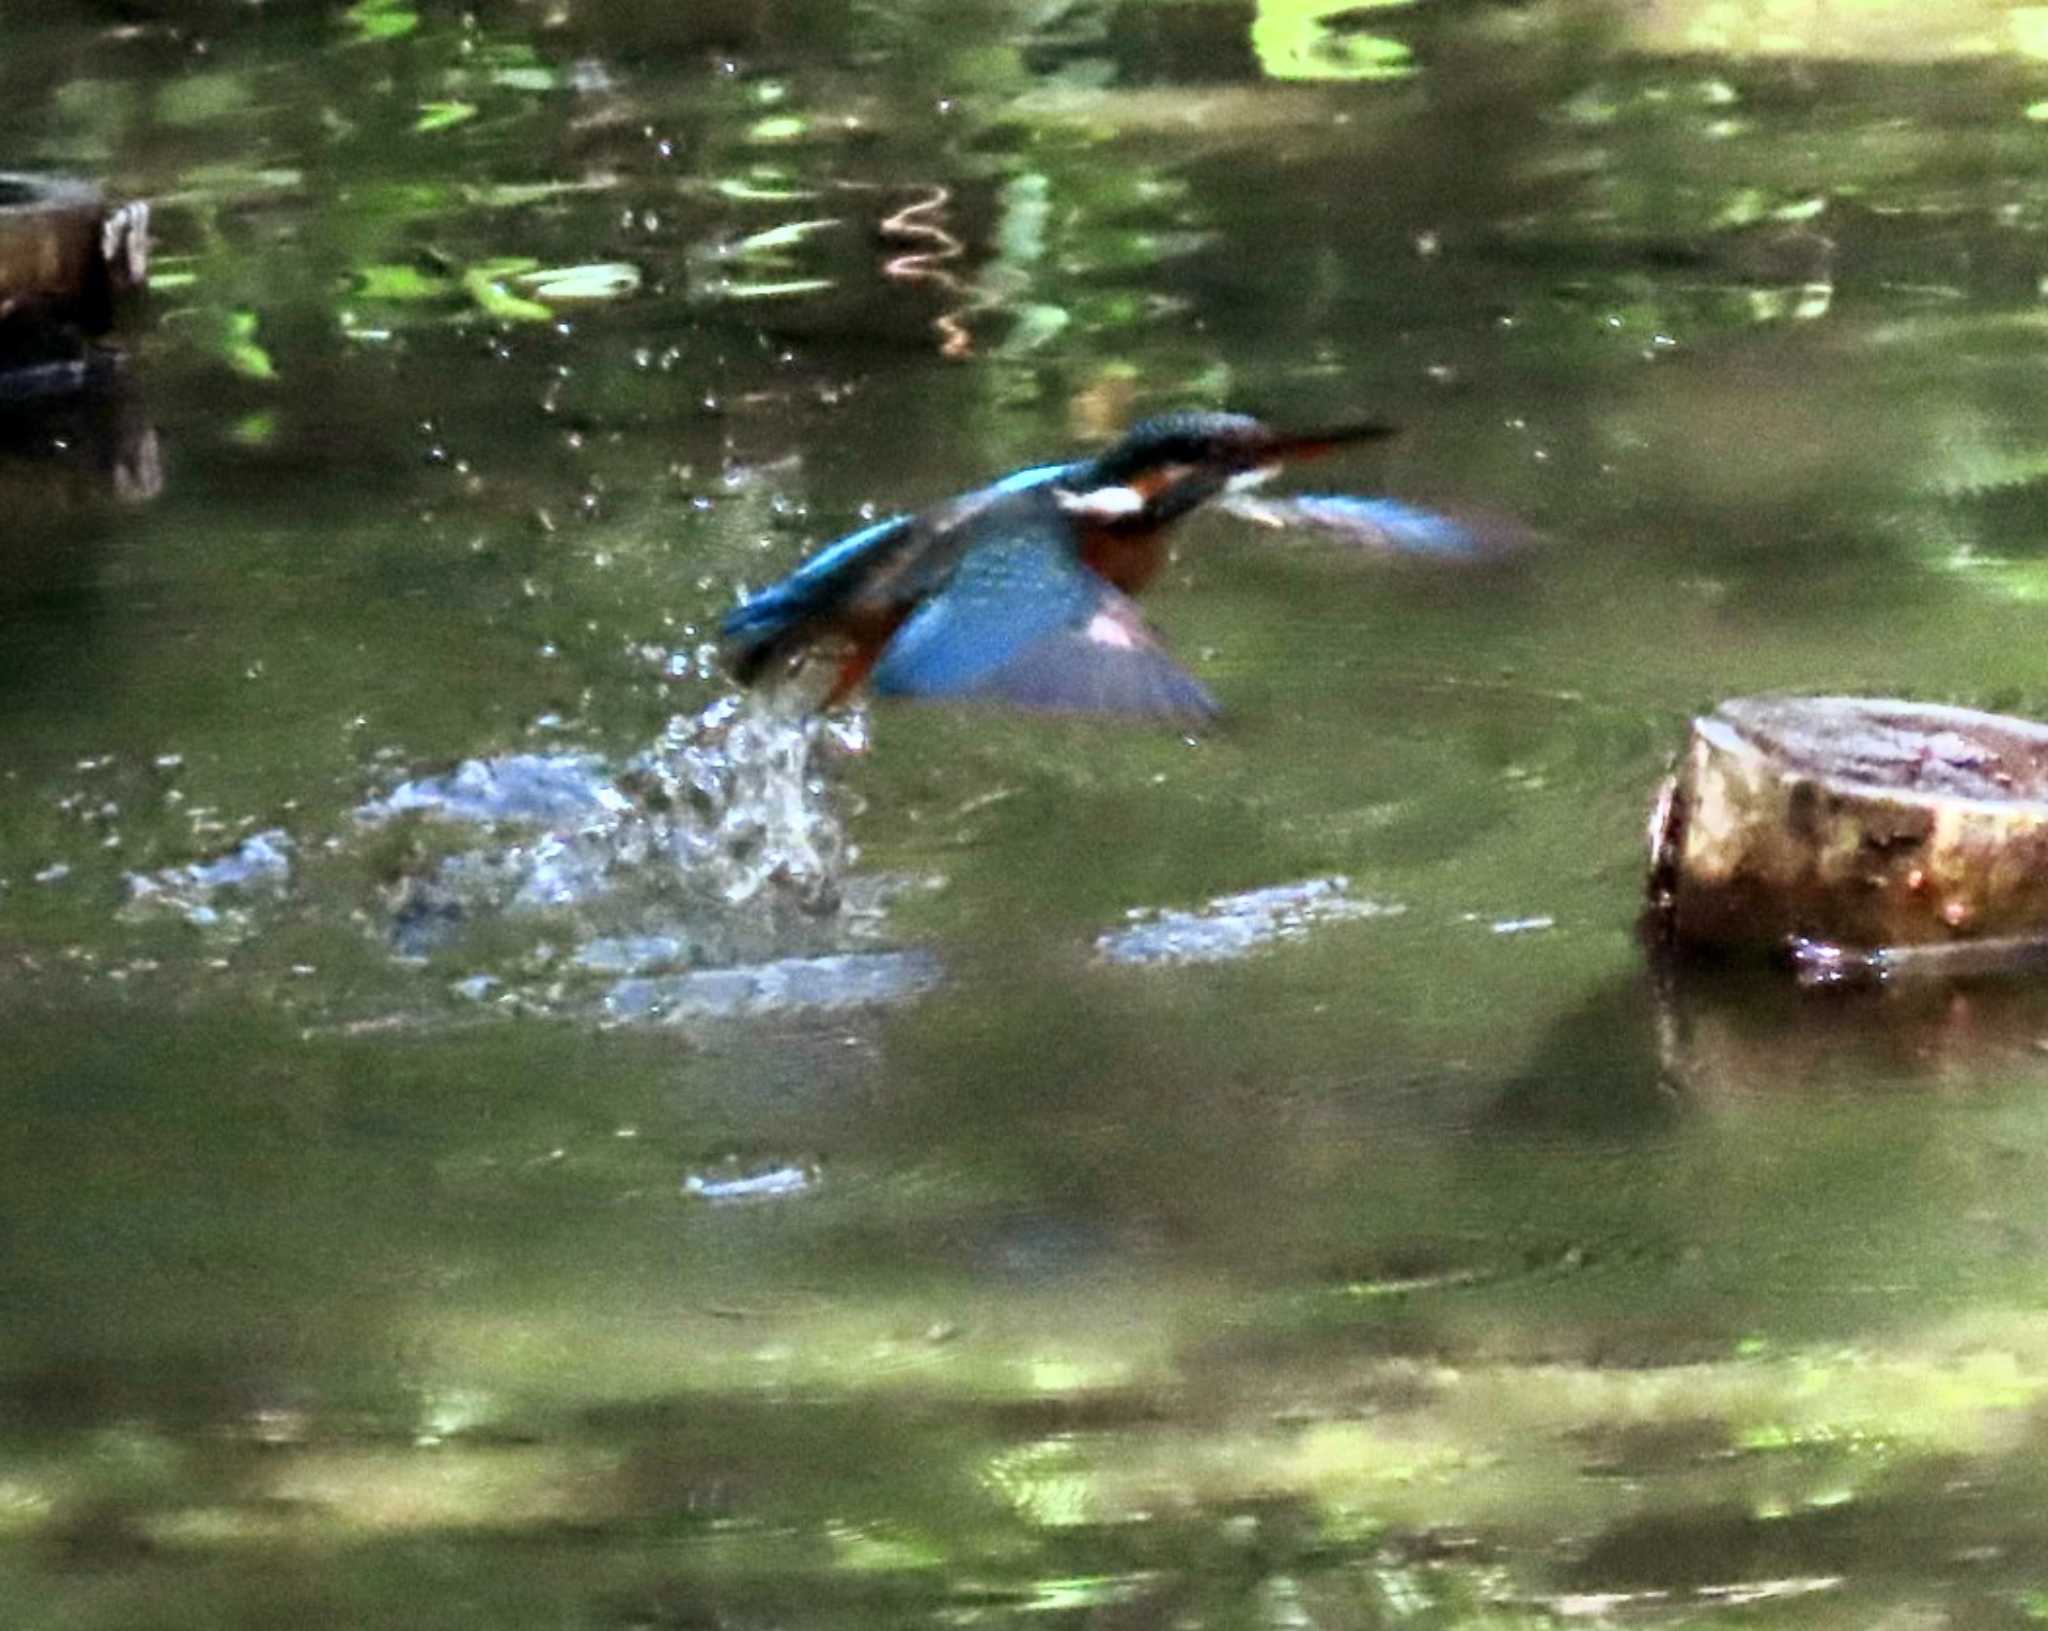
[1056,411,1396,531]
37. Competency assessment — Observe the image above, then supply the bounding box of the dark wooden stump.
[0,174,148,408]
[0,173,147,334]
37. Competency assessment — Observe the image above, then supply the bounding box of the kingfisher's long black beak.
[1260,421,1401,464]
[1219,421,1400,499]
[1061,419,1401,530]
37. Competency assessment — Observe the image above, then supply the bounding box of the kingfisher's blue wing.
[981,460,1076,499]
[722,513,919,650]
[722,462,1084,678]
[870,511,1218,722]
[1219,493,1514,561]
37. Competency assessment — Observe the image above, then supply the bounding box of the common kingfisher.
[721,410,1396,723]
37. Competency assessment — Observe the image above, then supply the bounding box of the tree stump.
[1647,696,2048,958]
[0,173,149,412]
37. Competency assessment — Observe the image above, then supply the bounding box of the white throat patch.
[1056,484,1149,519]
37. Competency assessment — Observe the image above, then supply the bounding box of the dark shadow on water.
[1499,943,2048,1127]
[0,381,161,741]
[1483,972,1679,1141]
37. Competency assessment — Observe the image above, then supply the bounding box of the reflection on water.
[11,1,2048,1626]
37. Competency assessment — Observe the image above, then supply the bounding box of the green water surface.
[9,1,2048,1625]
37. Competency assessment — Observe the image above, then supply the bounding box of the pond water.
[10,1,2048,1625]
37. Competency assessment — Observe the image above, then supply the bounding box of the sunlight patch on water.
[0,1481,54,1535]
[413,1385,497,1447]
[826,1520,945,1574]
[1007,1573,1157,1612]
[981,1439,1099,1528]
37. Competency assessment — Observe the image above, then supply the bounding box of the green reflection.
[1252,0,1417,81]
[345,0,418,44]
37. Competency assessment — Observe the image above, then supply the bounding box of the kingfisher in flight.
[720,410,1403,723]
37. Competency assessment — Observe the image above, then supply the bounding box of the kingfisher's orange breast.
[1077,526,1168,595]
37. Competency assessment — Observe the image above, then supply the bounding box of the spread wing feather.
[870,510,1217,722]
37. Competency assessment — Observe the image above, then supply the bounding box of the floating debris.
[1097,876,1402,966]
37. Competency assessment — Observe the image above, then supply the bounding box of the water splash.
[361,692,874,979]
[624,692,858,915]
[122,828,295,932]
